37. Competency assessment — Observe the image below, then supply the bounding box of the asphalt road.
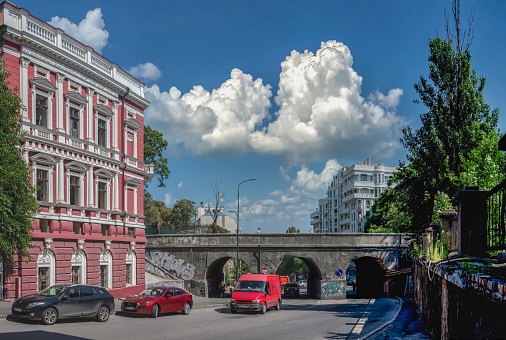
[0,297,401,340]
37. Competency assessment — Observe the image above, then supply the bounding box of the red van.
[230,274,282,314]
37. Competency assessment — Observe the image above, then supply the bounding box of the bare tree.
[210,180,225,225]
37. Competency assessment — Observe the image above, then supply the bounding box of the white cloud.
[145,69,272,156]
[129,62,162,82]
[250,40,405,163]
[164,193,174,206]
[177,182,183,189]
[279,166,291,181]
[145,40,405,164]
[49,8,109,54]
[290,159,341,197]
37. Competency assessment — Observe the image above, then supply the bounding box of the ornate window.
[125,250,136,286]
[94,169,113,210]
[71,249,86,284]
[95,105,113,148]
[99,249,112,289]
[30,77,57,129]
[37,249,55,291]
[31,154,56,203]
[66,162,86,206]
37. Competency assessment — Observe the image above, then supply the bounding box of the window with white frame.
[125,251,136,286]
[66,162,86,206]
[35,94,48,127]
[69,106,80,138]
[31,154,56,204]
[99,250,112,289]
[36,169,49,201]
[37,249,55,291]
[71,249,86,284]
[95,169,113,210]
[95,105,113,148]
[30,77,57,129]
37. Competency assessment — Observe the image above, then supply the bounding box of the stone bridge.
[146,233,411,299]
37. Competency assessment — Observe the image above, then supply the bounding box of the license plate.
[13,307,22,312]
[124,306,136,310]
[237,305,248,308]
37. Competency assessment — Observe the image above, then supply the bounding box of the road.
[0,296,400,340]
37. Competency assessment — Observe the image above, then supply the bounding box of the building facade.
[0,2,152,299]
[311,159,396,233]
[196,206,238,234]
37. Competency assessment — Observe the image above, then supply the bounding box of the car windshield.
[285,283,298,288]
[235,280,265,292]
[147,288,165,297]
[38,285,70,297]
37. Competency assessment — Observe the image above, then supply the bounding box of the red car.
[120,286,193,317]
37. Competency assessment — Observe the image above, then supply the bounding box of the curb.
[358,297,403,340]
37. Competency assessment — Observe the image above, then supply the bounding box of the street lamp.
[235,178,256,281]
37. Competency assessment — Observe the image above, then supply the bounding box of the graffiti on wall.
[149,251,196,280]
[321,281,346,298]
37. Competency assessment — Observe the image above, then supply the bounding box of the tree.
[144,125,170,190]
[170,199,197,228]
[286,226,300,233]
[208,180,225,225]
[385,0,504,234]
[0,60,39,264]
[144,198,172,234]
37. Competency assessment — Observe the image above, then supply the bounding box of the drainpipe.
[119,87,130,235]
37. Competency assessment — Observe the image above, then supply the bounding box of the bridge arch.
[146,233,411,300]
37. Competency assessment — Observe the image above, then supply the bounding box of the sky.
[14,0,506,233]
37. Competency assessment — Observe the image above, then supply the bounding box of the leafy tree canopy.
[286,226,300,233]
[144,125,170,190]
[170,199,197,228]
[144,198,172,234]
[0,60,39,264]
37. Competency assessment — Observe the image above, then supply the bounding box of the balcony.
[31,126,53,140]
[144,163,154,180]
[341,193,375,203]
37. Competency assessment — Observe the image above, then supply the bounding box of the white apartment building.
[311,159,396,233]
[196,206,238,234]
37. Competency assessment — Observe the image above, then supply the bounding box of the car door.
[171,289,186,311]
[156,288,173,313]
[79,286,99,316]
[58,287,82,317]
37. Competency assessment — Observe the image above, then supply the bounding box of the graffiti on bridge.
[322,281,346,298]
[149,251,196,280]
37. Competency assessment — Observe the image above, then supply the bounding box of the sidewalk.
[0,296,229,319]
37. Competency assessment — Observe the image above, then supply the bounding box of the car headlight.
[252,299,260,304]
[139,301,151,305]
[27,301,46,308]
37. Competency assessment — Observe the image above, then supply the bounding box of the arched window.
[99,250,112,288]
[125,250,136,286]
[37,249,55,291]
[71,249,87,284]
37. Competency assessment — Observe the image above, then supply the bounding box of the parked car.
[283,283,300,297]
[298,279,307,287]
[121,286,193,317]
[11,284,115,325]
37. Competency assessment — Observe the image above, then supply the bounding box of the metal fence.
[485,180,506,251]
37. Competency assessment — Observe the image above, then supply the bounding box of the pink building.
[0,1,152,299]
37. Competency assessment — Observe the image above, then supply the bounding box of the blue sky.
[16,0,506,233]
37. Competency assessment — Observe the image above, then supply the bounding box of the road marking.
[351,298,375,335]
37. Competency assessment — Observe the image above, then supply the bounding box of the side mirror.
[61,295,69,300]
[165,294,172,299]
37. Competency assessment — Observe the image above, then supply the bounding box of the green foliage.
[0,60,39,264]
[144,126,170,189]
[425,231,449,263]
[365,188,410,233]
[201,223,230,234]
[431,191,454,225]
[369,4,504,236]
[276,257,308,277]
[144,198,172,234]
[170,199,196,228]
[286,226,300,233]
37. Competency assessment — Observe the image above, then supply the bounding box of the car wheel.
[151,304,159,318]
[275,300,280,310]
[182,302,191,315]
[260,303,267,314]
[41,307,58,325]
[96,306,110,322]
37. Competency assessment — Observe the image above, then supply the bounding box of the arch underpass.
[146,233,411,300]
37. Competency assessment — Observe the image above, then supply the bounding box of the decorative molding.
[104,240,111,250]
[44,238,53,249]
[130,241,135,251]
[77,239,85,250]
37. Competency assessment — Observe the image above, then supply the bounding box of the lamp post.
[235,178,256,281]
